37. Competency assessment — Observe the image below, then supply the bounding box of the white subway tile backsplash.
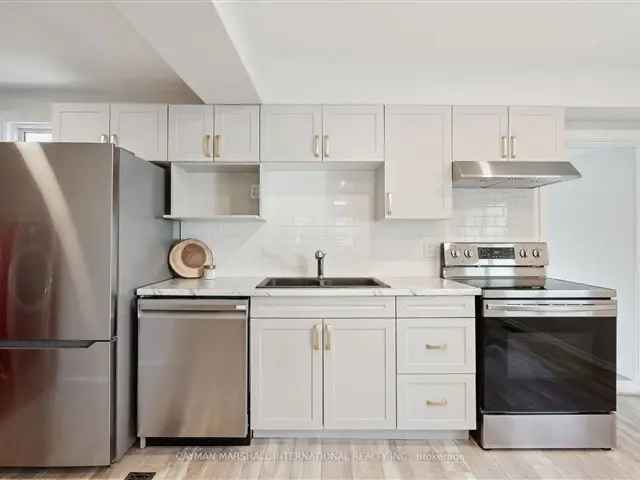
[181,171,539,276]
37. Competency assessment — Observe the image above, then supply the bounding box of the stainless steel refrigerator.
[0,143,174,467]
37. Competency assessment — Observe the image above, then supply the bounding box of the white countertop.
[136,276,480,297]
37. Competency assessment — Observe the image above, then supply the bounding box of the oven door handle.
[484,301,617,317]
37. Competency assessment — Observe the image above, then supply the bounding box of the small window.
[19,128,52,143]
[5,122,52,142]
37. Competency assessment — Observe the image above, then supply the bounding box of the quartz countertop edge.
[136,276,481,297]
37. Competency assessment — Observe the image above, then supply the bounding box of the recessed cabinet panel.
[323,105,384,162]
[214,105,260,163]
[261,105,322,162]
[250,318,323,430]
[52,103,110,143]
[168,105,214,162]
[397,374,476,430]
[508,106,565,161]
[453,106,509,162]
[397,318,475,374]
[323,318,396,430]
[385,105,452,219]
[110,103,167,162]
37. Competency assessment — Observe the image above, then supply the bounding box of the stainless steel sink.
[256,277,390,289]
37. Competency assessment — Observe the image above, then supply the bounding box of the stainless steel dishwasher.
[137,298,248,446]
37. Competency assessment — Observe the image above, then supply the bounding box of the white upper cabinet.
[52,103,110,143]
[452,106,565,162]
[213,105,260,163]
[508,106,565,161]
[453,106,509,162]
[260,105,322,162]
[384,105,452,219]
[250,318,323,430]
[323,318,396,430]
[168,105,214,162]
[110,103,167,162]
[322,105,384,162]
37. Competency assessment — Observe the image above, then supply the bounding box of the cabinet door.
[323,318,396,430]
[453,106,509,162]
[52,103,109,143]
[508,107,565,161]
[250,318,323,430]
[261,105,322,162]
[110,103,167,161]
[168,105,214,162]
[213,105,260,163]
[384,105,452,219]
[322,105,384,162]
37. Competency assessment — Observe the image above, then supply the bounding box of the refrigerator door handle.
[0,340,106,349]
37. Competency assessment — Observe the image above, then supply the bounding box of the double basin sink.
[256,277,390,289]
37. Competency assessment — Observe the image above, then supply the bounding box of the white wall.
[542,146,638,385]
[182,170,538,277]
[0,95,51,140]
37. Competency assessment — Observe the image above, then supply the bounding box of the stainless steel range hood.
[452,161,581,189]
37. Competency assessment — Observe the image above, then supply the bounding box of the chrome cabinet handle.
[203,134,212,158]
[109,134,118,146]
[324,323,332,351]
[425,343,447,350]
[313,135,320,157]
[500,136,508,159]
[214,134,222,158]
[323,135,330,158]
[510,136,517,159]
[99,134,108,143]
[386,193,392,216]
[313,324,322,351]
[425,399,448,407]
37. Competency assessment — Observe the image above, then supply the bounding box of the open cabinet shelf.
[169,163,262,220]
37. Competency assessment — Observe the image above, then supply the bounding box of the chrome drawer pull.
[426,399,448,407]
[425,343,447,350]
[312,323,322,351]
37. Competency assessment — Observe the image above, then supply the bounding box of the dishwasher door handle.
[139,299,248,312]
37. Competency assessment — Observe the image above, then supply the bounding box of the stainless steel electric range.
[442,242,617,449]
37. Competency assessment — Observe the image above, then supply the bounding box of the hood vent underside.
[452,161,582,189]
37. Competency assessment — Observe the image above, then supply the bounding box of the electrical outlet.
[250,184,259,200]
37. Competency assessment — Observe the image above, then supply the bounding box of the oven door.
[480,299,617,414]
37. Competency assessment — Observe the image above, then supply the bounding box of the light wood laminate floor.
[2,396,639,480]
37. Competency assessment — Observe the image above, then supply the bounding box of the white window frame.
[5,121,52,142]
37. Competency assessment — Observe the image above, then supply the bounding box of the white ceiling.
[0,3,201,103]
[4,1,640,109]
[217,1,640,105]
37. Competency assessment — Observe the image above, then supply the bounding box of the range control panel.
[442,242,549,267]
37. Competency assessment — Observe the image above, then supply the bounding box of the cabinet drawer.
[251,297,395,318]
[397,318,475,374]
[397,374,476,430]
[397,296,475,318]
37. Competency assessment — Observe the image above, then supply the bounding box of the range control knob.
[450,249,460,258]
[519,248,528,258]
[532,248,541,258]
[464,249,473,258]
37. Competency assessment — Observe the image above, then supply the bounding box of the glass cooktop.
[453,277,616,299]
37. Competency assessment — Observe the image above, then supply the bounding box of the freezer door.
[0,340,112,467]
[0,143,115,340]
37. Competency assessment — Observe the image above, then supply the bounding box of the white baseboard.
[253,430,469,440]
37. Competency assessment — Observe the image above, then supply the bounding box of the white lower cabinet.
[397,374,476,430]
[323,318,396,430]
[250,299,396,432]
[250,318,323,430]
